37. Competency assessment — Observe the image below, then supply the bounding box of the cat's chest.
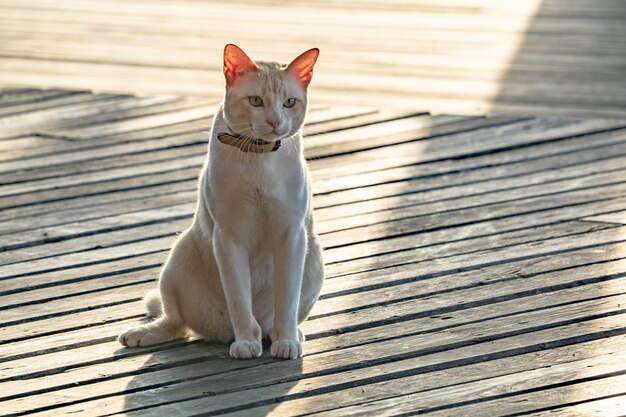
[214,151,303,200]
[240,186,273,214]
[207,137,308,233]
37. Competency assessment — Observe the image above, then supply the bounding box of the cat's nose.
[266,118,282,129]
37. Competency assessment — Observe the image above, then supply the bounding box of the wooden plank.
[0,88,76,108]
[4,115,620,207]
[4,144,619,261]
[0,105,377,178]
[1,15,624,55]
[0,219,610,321]
[0,44,626,112]
[0,90,110,118]
[376,375,626,417]
[218,352,623,416]
[3,134,622,238]
[0,135,69,157]
[193,347,626,417]
[1,160,623,270]
[0,105,378,189]
[520,396,626,417]
[4,279,626,415]
[310,118,626,179]
[295,364,626,417]
[40,312,626,417]
[1,116,622,227]
[2,67,623,119]
[0,104,369,166]
[322,192,626,278]
[317,163,626,233]
[1,175,623,283]
[2,185,624,286]
[584,210,626,225]
[0,113,460,183]
[4,136,623,252]
[320,182,626,250]
[0,0,623,119]
[1,219,607,301]
[314,134,626,209]
[0,93,180,139]
[1,79,625,417]
[5,250,624,371]
[3,227,625,350]
[18,246,624,371]
[2,0,623,37]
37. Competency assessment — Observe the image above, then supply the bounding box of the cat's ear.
[287,48,319,89]
[223,44,258,86]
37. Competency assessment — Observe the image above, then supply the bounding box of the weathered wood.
[584,210,626,225]
[0,88,73,107]
[1,118,621,229]
[2,140,623,245]
[3,219,618,326]
[0,219,608,311]
[5,283,626,415]
[519,396,626,417]
[317,166,626,234]
[3,150,623,265]
[223,355,626,416]
[0,113,467,186]
[69,315,626,417]
[1,0,624,118]
[310,119,626,180]
[312,125,626,196]
[4,233,625,365]
[1,189,622,291]
[297,362,626,417]
[6,264,624,381]
[1,87,625,416]
[0,94,173,138]
[321,184,626,250]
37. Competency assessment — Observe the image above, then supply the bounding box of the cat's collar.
[217,131,281,153]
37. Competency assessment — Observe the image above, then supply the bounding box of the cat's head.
[222,44,319,142]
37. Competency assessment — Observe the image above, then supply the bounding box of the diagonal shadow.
[488,0,626,119]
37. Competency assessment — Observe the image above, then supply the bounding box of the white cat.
[118,44,324,360]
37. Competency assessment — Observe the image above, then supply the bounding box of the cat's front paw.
[230,340,262,359]
[118,326,149,347]
[270,339,303,359]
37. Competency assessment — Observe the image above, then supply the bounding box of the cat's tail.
[144,288,163,318]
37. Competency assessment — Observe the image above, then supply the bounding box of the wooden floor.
[0,0,625,119]
[1,87,626,416]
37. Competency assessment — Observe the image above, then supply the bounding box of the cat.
[118,44,324,360]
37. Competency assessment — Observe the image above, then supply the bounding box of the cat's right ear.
[223,44,258,86]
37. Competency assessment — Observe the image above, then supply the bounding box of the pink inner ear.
[287,48,320,89]
[223,44,258,86]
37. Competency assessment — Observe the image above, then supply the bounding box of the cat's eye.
[283,98,297,108]
[249,96,263,107]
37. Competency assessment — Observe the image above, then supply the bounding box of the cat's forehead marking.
[255,61,297,99]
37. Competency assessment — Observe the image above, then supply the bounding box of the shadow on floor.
[488,0,626,118]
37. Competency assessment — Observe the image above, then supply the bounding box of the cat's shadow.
[118,337,302,415]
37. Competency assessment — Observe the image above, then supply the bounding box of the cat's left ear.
[287,48,319,89]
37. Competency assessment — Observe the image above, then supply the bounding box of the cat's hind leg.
[118,281,188,347]
[119,233,194,347]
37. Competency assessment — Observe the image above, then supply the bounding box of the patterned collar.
[217,129,281,153]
